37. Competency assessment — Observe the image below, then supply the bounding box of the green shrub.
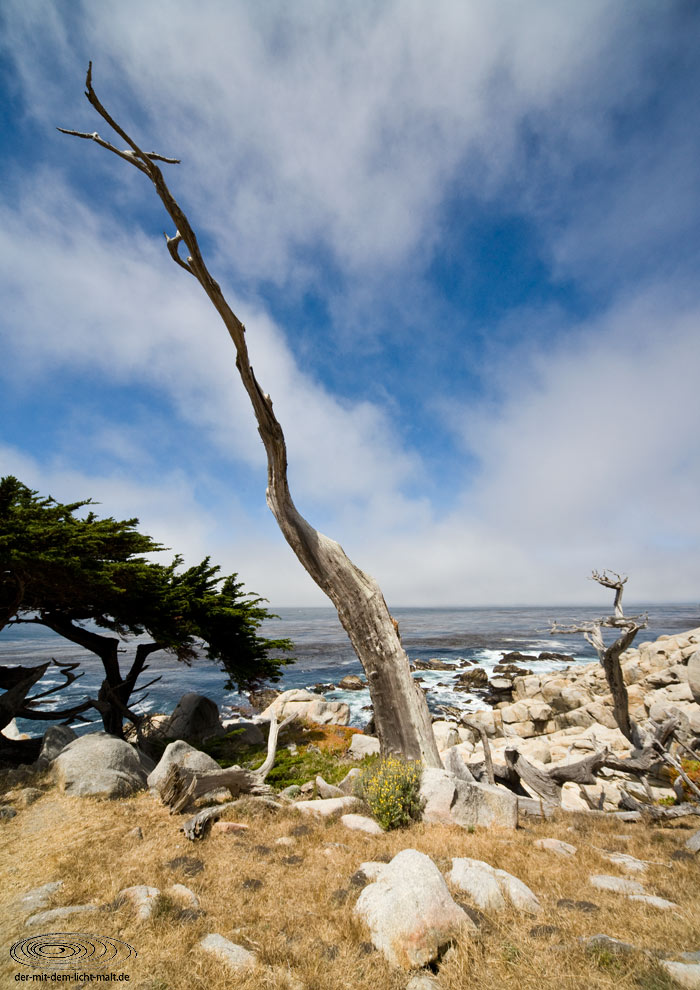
[358,756,423,830]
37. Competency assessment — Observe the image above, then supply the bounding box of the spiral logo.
[10,932,137,970]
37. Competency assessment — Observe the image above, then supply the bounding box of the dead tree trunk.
[59,65,441,767]
[552,570,647,747]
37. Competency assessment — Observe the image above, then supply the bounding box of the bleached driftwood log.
[162,713,295,814]
[60,64,440,768]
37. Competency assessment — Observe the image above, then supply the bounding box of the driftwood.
[504,748,562,807]
[162,712,295,813]
[180,801,238,840]
[464,721,496,785]
[180,795,285,840]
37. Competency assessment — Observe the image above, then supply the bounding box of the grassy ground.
[1,736,698,990]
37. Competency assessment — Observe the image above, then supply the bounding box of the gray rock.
[169,884,200,909]
[557,898,599,913]
[355,849,474,969]
[448,858,541,914]
[448,859,506,912]
[442,746,476,782]
[685,829,700,854]
[589,874,645,895]
[279,784,302,799]
[18,880,64,914]
[147,739,221,795]
[494,869,541,915]
[534,838,577,858]
[581,934,635,954]
[219,718,265,746]
[260,689,351,726]
[432,721,460,750]
[293,796,362,818]
[358,861,389,880]
[420,768,518,830]
[337,767,362,794]
[601,851,648,873]
[687,650,700,704]
[166,693,225,741]
[118,885,161,920]
[0,805,17,819]
[53,733,147,799]
[349,734,381,758]
[315,775,344,799]
[660,962,700,989]
[341,813,383,835]
[199,933,257,971]
[628,894,678,910]
[406,973,442,990]
[35,725,77,768]
[27,904,102,926]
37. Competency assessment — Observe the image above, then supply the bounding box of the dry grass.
[1,771,698,990]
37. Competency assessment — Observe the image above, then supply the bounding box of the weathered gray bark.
[59,69,440,766]
[552,570,647,746]
[60,66,440,766]
[161,712,295,812]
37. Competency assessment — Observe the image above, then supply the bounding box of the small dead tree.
[552,570,647,747]
[60,65,441,767]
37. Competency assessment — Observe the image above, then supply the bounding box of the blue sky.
[1,0,699,607]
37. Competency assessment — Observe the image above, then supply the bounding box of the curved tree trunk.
[60,65,441,766]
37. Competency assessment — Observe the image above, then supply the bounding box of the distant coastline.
[2,603,698,735]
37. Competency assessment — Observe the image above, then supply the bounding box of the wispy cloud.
[1,1,698,606]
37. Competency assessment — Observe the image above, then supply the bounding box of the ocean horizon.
[2,602,698,736]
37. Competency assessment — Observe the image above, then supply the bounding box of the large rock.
[355,849,474,969]
[166,693,225,741]
[442,746,476,781]
[35,725,77,769]
[219,718,265,746]
[432,721,460,750]
[447,859,506,912]
[199,934,257,972]
[293,796,362,817]
[341,813,383,835]
[688,650,700,705]
[419,768,518,830]
[660,961,700,989]
[589,875,645,895]
[349,734,381,758]
[147,740,221,796]
[448,858,541,914]
[260,689,351,726]
[53,733,147,798]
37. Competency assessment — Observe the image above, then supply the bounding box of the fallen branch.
[162,712,295,813]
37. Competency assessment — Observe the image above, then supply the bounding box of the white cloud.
[1,1,699,609]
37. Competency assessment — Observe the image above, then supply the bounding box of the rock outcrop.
[419,767,518,830]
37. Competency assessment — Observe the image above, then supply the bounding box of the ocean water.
[2,603,698,736]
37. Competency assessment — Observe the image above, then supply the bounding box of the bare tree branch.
[551,570,648,745]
